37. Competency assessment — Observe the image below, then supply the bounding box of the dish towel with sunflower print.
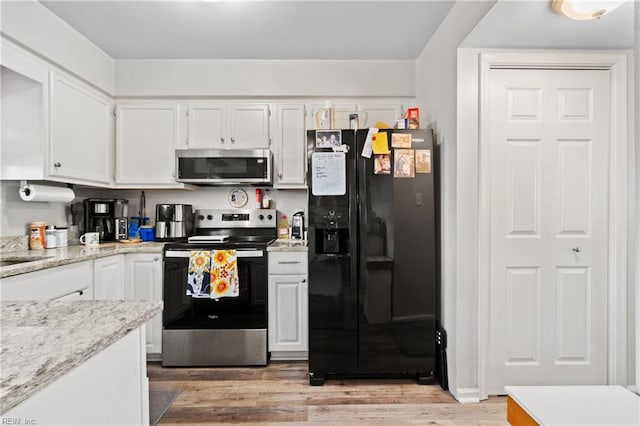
[187,250,211,297]
[209,250,239,298]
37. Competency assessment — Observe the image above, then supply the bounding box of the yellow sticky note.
[371,132,390,154]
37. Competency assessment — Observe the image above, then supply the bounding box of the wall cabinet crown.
[181,103,270,149]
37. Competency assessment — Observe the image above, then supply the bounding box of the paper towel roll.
[19,184,75,203]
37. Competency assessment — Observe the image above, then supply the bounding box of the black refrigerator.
[307,128,438,385]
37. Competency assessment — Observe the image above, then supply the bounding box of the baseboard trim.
[454,387,480,403]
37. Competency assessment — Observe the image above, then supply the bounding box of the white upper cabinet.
[115,103,180,186]
[49,71,113,185]
[357,103,404,129]
[182,103,270,149]
[273,104,306,188]
[308,102,404,130]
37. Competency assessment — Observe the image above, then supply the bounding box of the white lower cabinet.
[0,260,92,301]
[6,326,149,426]
[125,253,163,357]
[268,251,308,360]
[92,254,125,300]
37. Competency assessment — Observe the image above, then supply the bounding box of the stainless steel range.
[162,209,277,367]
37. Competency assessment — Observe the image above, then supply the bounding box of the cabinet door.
[357,103,404,129]
[49,72,113,184]
[309,103,357,130]
[273,104,306,188]
[229,103,270,148]
[93,255,125,300]
[268,274,308,352]
[186,103,227,148]
[125,253,163,354]
[115,104,179,184]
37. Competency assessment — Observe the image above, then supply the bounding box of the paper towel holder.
[19,180,76,203]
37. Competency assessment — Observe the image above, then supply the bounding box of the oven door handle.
[165,250,264,258]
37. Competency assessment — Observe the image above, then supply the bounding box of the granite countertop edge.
[0,300,163,414]
[267,239,308,252]
[0,242,165,279]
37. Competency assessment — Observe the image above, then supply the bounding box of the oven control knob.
[198,215,205,220]
[259,214,264,220]
[207,215,213,220]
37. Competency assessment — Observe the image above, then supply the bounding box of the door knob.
[571,247,582,253]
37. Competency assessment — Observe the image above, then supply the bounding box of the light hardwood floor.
[148,362,508,425]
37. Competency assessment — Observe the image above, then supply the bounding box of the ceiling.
[39,0,456,60]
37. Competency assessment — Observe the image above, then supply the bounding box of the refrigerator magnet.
[393,149,415,178]
[315,130,341,148]
[391,133,411,148]
[374,154,391,175]
[415,149,432,174]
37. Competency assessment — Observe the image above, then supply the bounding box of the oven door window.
[163,251,267,330]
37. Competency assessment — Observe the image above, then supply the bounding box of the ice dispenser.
[315,208,349,254]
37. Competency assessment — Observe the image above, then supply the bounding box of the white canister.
[56,227,68,247]
[45,226,57,249]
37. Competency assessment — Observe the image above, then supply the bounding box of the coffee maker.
[291,211,305,240]
[155,204,194,241]
[83,198,129,242]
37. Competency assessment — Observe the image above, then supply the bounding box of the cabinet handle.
[220,137,225,143]
[153,257,159,261]
[231,137,235,143]
[301,279,306,283]
[54,162,62,168]
[278,172,283,178]
[278,261,301,264]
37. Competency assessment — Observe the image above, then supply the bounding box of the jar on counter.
[55,227,68,247]
[45,225,57,249]
[29,221,46,250]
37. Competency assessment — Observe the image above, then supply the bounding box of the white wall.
[635,0,639,392]
[110,187,307,228]
[455,0,637,399]
[0,0,114,93]
[414,0,496,402]
[115,59,414,98]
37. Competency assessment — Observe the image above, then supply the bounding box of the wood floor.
[148,362,508,425]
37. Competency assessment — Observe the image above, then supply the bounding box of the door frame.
[474,51,630,400]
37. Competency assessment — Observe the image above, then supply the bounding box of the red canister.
[29,221,46,250]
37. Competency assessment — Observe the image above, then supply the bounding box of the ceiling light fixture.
[551,0,627,20]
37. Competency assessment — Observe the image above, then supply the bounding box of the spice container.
[29,221,46,250]
[277,215,289,239]
[45,225,57,249]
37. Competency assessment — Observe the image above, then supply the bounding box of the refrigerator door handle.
[317,253,350,259]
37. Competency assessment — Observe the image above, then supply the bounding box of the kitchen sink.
[0,256,52,267]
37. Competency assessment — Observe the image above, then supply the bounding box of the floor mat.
[149,389,181,425]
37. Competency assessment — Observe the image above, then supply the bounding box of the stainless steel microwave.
[175,149,272,185]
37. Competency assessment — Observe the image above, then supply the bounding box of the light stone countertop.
[267,239,308,252]
[0,242,165,279]
[0,299,162,414]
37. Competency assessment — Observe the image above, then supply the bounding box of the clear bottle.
[277,215,289,239]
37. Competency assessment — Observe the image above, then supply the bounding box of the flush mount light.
[551,0,627,20]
